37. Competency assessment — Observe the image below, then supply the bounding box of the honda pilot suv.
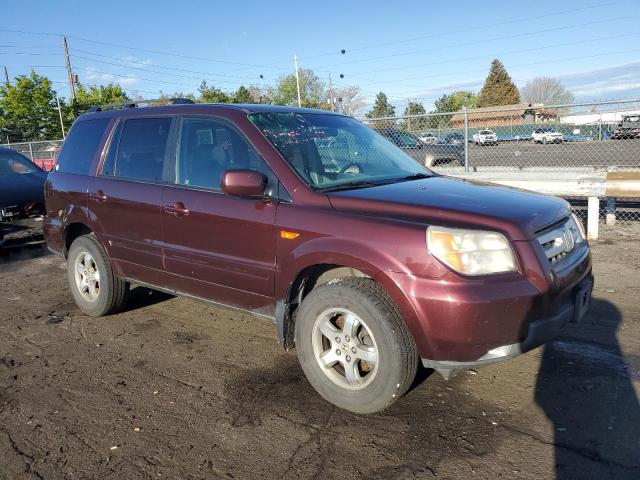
[44,100,593,414]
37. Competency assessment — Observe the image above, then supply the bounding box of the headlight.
[571,213,586,240]
[427,226,517,275]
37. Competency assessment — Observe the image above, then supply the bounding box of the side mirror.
[221,169,267,198]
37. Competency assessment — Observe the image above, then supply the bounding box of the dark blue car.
[0,146,47,248]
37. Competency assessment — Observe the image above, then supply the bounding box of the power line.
[353,32,640,77]
[360,50,640,101]
[312,15,635,70]
[69,51,274,83]
[333,0,628,55]
[214,0,630,74]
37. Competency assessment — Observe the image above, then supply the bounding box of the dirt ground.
[1,236,639,480]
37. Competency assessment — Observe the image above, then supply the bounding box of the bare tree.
[334,85,366,116]
[520,77,574,106]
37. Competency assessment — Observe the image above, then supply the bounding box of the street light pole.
[294,54,302,107]
[55,95,66,138]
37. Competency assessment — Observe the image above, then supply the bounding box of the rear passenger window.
[177,118,268,191]
[56,118,110,175]
[111,118,171,183]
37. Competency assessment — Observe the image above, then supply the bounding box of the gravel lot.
[1,238,639,479]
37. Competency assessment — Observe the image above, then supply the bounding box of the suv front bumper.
[421,273,593,378]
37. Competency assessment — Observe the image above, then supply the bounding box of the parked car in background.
[418,132,438,144]
[375,127,464,167]
[532,128,563,144]
[472,129,498,146]
[444,132,465,144]
[611,115,640,139]
[0,146,47,248]
[45,101,592,414]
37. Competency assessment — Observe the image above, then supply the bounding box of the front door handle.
[163,202,189,217]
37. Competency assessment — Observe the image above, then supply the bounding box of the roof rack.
[88,97,195,112]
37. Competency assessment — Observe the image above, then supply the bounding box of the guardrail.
[445,167,640,239]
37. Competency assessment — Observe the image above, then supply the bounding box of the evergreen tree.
[477,59,519,107]
[366,92,395,119]
[401,101,426,130]
[233,85,253,103]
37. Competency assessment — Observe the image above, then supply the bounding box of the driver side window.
[176,118,269,191]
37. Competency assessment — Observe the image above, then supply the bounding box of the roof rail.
[88,97,195,112]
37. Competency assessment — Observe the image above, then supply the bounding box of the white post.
[293,54,302,108]
[463,106,469,172]
[56,95,66,139]
[587,196,599,240]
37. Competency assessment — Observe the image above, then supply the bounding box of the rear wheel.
[67,235,127,316]
[295,277,418,414]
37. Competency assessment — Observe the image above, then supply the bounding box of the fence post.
[28,142,34,162]
[587,196,599,240]
[463,106,469,172]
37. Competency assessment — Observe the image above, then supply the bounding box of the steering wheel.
[338,162,362,175]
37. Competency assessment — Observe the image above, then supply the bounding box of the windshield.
[0,149,39,176]
[248,112,430,190]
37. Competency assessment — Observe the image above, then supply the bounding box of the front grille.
[536,216,582,264]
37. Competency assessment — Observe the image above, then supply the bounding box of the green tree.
[427,91,478,128]
[366,92,395,119]
[74,83,130,115]
[198,81,231,103]
[0,70,63,141]
[233,85,253,103]
[400,101,426,130]
[270,69,327,108]
[477,59,519,107]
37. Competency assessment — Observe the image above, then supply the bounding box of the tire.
[67,234,127,316]
[294,277,418,414]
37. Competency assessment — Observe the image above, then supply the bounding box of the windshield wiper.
[319,180,384,192]
[393,173,433,182]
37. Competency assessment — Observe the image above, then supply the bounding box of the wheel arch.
[63,222,93,257]
[275,246,418,351]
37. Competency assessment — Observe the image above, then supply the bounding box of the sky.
[1,0,639,113]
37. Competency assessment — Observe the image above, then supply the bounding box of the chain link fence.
[362,98,640,172]
[362,98,640,238]
[4,139,64,171]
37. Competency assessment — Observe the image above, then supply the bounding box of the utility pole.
[407,98,411,131]
[293,54,302,108]
[3,66,9,87]
[55,95,66,138]
[327,73,335,112]
[62,36,76,102]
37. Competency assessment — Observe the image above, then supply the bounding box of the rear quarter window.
[56,118,110,175]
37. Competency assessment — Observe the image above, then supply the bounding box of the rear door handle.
[163,202,189,217]
[91,190,108,202]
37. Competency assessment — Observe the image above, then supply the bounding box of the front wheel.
[67,234,128,316]
[295,277,418,414]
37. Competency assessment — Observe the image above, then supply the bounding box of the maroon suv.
[44,100,593,413]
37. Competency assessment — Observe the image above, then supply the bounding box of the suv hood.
[327,176,570,240]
